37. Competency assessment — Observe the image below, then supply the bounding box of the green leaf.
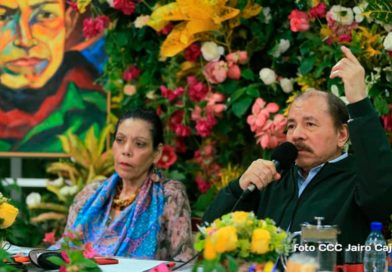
[226,255,239,272]
[192,188,217,217]
[246,86,260,97]
[241,68,255,81]
[47,255,65,266]
[232,97,253,118]
[299,56,315,74]
[366,0,392,25]
[374,95,389,115]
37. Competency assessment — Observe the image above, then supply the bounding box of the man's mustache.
[294,142,313,153]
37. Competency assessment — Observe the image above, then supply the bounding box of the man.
[0,0,106,152]
[203,46,392,249]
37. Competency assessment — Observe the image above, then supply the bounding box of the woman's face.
[112,118,162,184]
[0,0,66,89]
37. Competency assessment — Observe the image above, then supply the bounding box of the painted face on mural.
[0,0,66,89]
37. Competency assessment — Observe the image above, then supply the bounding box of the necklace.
[112,183,139,210]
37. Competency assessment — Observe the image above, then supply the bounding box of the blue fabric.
[296,152,348,196]
[72,173,165,258]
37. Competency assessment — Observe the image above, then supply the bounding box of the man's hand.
[330,46,367,104]
[239,159,281,191]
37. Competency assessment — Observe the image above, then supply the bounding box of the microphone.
[246,142,298,193]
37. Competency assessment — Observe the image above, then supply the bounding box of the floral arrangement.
[194,211,292,272]
[45,231,101,272]
[0,193,19,271]
[52,0,392,218]
[0,193,18,246]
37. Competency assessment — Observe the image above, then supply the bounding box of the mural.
[0,0,107,155]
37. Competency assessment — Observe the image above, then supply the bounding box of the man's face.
[0,0,65,89]
[286,95,347,172]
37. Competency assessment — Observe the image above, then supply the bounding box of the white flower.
[201,42,224,61]
[26,192,41,207]
[384,24,392,32]
[353,2,368,23]
[106,0,114,7]
[383,32,392,51]
[47,177,64,187]
[329,5,354,25]
[146,90,157,100]
[259,68,277,85]
[331,84,348,104]
[279,78,293,93]
[272,39,290,58]
[263,7,272,24]
[59,185,78,196]
[134,15,150,28]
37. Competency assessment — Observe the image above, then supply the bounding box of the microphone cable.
[172,188,253,271]
[171,251,201,271]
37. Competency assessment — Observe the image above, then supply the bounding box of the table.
[6,244,193,271]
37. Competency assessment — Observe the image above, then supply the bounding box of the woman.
[52,109,194,261]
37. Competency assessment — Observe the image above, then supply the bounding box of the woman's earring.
[151,166,161,182]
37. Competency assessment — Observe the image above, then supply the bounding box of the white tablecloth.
[6,244,193,271]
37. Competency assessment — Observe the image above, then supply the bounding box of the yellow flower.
[231,211,249,226]
[203,237,217,260]
[211,226,238,253]
[216,164,244,190]
[263,261,274,272]
[77,0,92,14]
[147,0,240,58]
[242,1,262,19]
[250,228,270,254]
[0,202,19,229]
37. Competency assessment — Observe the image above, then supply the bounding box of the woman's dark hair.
[114,108,164,149]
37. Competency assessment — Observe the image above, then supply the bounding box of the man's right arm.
[202,179,260,223]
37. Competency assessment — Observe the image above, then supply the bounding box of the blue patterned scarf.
[71,172,164,258]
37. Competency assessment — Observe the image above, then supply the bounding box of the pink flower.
[156,145,177,169]
[149,263,171,272]
[288,9,310,32]
[255,114,287,149]
[175,138,187,153]
[43,231,56,244]
[123,65,141,81]
[61,251,70,264]
[382,105,392,132]
[160,85,184,102]
[195,175,211,193]
[160,23,174,35]
[59,266,67,272]
[169,110,191,137]
[309,3,327,18]
[66,0,78,11]
[82,16,110,39]
[247,98,279,132]
[184,43,201,62]
[113,0,135,15]
[226,51,248,65]
[227,64,241,80]
[174,124,192,137]
[83,243,97,258]
[338,33,352,43]
[194,116,216,137]
[203,61,228,84]
[205,92,226,116]
[187,76,209,102]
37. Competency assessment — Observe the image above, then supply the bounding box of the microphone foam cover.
[271,142,298,170]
